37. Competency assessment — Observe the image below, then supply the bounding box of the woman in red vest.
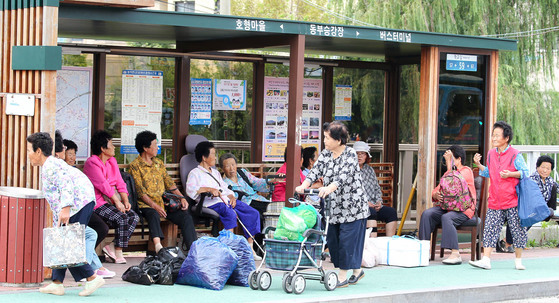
[469,121,529,270]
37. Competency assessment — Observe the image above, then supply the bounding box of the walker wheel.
[248,270,259,290]
[282,273,293,293]
[292,274,306,294]
[257,270,272,291]
[323,271,338,291]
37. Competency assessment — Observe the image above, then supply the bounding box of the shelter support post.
[92,53,106,132]
[252,61,265,163]
[384,62,401,209]
[173,56,190,162]
[285,34,305,204]
[416,46,439,227]
[321,66,334,128]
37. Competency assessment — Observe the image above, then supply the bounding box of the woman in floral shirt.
[27,132,104,297]
[296,121,368,288]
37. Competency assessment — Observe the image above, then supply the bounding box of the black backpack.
[121,170,145,238]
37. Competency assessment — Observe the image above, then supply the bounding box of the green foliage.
[62,55,89,67]
[232,0,559,144]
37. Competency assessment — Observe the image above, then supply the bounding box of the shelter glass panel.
[333,68,385,146]
[437,53,487,178]
[104,55,176,163]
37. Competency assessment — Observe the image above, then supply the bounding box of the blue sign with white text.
[446,54,478,72]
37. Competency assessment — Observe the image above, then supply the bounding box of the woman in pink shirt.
[84,130,139,264]
[272,147,305,202]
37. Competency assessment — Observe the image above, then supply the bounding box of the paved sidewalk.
[2,247,559,302]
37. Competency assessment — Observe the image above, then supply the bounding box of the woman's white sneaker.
[79,276,105,296]
[469,257,491,270]
[39,283,65,296]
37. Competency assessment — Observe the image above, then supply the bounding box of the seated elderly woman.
[186,141,262,260]
[83,130,139,264]
[128,131,198,253]
[272,147,305,202]
[63,139,78,166]
[220,153,270,216]
[418,145,477,265]
[353,141,398,237]
[499,155,558,253]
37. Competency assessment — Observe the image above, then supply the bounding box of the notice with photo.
[262,77,322,161]
[213,79,247,111]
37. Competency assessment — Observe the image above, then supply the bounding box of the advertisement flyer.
[120,70,163,154]
[334,84,352,121]
[262,77,323,162]
[190,78,212,125]
[212,79,247,111]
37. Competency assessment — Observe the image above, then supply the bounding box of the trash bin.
[0,186,46,286]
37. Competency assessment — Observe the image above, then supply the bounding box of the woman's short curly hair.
[323,121,349,145]
[90,130,112,156]
[195,141,215,163]
[135,130,157,154]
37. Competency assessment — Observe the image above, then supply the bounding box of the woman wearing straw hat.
[353,141,398,237]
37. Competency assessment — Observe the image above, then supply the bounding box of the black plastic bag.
[157,246,186,263]
[158,262,174,285]
[122,266,155,285]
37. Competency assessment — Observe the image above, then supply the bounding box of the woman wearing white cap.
[353,141,398,237]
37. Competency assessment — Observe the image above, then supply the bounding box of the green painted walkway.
[2,256,559,303]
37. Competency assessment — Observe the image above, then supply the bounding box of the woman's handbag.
[102,186,122,204]
[43,223,87,269]
[517,177,552,227]
[162,191,184,213]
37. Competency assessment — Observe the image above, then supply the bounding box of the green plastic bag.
[274,204,317,241]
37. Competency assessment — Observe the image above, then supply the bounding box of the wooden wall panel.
[1,4,54,190]
[416,46,440,225]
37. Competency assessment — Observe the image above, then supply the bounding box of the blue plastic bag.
[217,230,255,287]
[517,177,551,227]
[175,237,238,290]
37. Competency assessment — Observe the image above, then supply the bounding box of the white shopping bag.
[361,228,381,268]
[43,223,87,269]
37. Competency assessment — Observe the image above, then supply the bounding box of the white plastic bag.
[361,228,381,268]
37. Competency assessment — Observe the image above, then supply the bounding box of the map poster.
[190,78,212,125]
[56,67,93,160]
[334,85,352,121]
[262,77,323,162]
[212,79,247,111]
[120,70,163,154]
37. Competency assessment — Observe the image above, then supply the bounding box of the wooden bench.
[369,163,394,235]
[77,162,282,254]
[83,161,394,251]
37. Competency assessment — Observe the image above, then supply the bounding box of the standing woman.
[296,121,368,288]
[470,121,529,270]
[27,132,104,296]
[83,130,139,264]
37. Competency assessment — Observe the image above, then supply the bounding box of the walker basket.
[263,238,321,271]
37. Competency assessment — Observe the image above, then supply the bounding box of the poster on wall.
[56,67,93,160]
[120,70,163,154]
[334,85,352,121]
[212,79,247,111]
[262,77,323,162]
[190,78,212,125]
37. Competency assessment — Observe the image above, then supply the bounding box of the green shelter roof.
[58,4,516,58]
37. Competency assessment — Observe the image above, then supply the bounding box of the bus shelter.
[0,1,517,221]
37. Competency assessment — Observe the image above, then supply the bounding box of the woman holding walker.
[296,121,368,288]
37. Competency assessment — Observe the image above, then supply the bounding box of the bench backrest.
[369,163,394,208]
